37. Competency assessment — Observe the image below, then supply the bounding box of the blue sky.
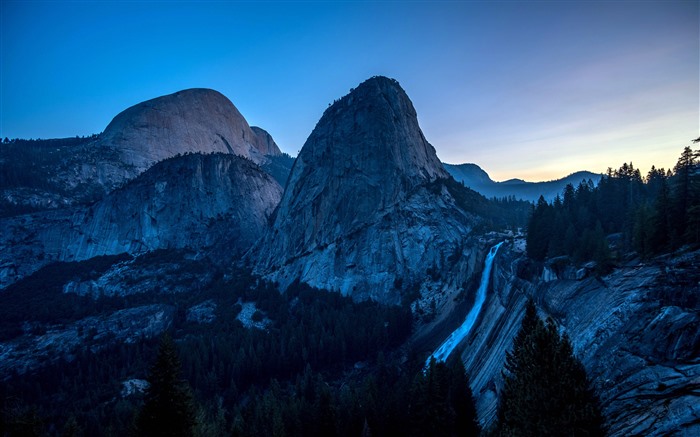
[1,1,697,181]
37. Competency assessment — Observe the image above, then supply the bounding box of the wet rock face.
[98,88,275,174]
[253,77,476,303]
[459,245,700,437]
[0,154,282,288]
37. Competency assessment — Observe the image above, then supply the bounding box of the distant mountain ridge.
[444,162,601,202]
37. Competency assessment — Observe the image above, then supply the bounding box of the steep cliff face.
[251,126,283,157]
[68,153,281,259]
[98,89,275,172]
[253,76,478,303]
[453,242,700,436]
[0,154,282,288]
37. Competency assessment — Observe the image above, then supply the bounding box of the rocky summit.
[97,88,280,177]
[0,89,283,215]
[253,76,478,303]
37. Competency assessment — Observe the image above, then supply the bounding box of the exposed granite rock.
[454,245,700,436]
[236,301,271,330]
[0,137,133,214]
[98,89,275,174]
[0,304,175,378]
[251,126,283,157]
[121,378,149,397]
[66,153,281,259]
[0,154,282,289]
[186,300,217,324]
[253,76,478,303]
[61,250,216,298]
[1,90,283,216]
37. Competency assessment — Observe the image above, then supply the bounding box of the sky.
[1,1,697,182]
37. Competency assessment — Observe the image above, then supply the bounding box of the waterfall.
[426,241,503,366]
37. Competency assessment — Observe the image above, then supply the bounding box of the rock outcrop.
[1,90,283,217]
[98,88,278,173]
[0,304,175,378]
[251,126,283,157]
[68,153,282,258]
[446,242,700,436]
[0,153,282,288]
[253,76,478,303]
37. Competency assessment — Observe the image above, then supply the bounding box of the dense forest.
[1,266,416,435]
[0,136,99,190]
[526,145,700,265]
[1,262,606,436]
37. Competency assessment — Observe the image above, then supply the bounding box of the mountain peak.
[307,75,447,184]
[253,76,467,302]
[98,88,275,174]
[280,75,448,235]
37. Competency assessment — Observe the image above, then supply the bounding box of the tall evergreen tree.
[497,300,605,436]
[136,334,197,437]
[670,146,697,243]
[526,196,552,261]
[450,359,481,437]
[410,358,480,437]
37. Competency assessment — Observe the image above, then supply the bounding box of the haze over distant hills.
[444,163,601,202]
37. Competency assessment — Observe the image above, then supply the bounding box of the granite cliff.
[253,76,480,303]
[1,89,282,215]
[420,239,700,436]
[0,154,281,288]
[97,88,280,176]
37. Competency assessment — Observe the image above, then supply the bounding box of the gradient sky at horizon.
[1,1,697,182]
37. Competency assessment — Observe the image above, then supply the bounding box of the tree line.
[527,144,700,264]
[129,299,604,437]
[1,262,606,436]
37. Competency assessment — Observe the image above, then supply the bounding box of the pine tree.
[526,196,552,261]
[497,300,605,436]
[410,358,480,436]
[450,359,480,436]
[670,146,696,242]
[136,334,197,437]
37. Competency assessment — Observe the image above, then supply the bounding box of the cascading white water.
[426,241,503,366]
